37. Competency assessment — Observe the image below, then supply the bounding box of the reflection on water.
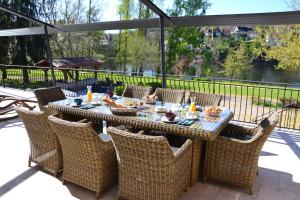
[125,64,300,84]
[249,65,300,84]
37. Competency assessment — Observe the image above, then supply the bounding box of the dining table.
[48,94,234,186]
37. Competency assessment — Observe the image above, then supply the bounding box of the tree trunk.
[63,70,68,82]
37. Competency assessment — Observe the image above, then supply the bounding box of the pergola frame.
[1,2,300,87]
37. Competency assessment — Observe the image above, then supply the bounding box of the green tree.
[266,25,300,70]
[128,32,160,76]
[167,0,210,73]
[117,0,133,71]
[223,41,252,79]
[0,0,11,64]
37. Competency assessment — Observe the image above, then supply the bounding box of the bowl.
[155,106,168,113]
[111,107,137,116]
[74,98,83,106]
[165,111,176,121]
[143,96,156,104]
[205,106,222,117]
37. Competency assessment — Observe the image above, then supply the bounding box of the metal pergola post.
[44,25,56,85]
[140,0,175,88]
[159,16,166,88]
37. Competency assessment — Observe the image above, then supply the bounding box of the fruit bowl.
[205,106,222,117]
[165,111,176,121]
[143,95,157,104]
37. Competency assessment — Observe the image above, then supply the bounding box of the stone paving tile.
[1,119,299,200]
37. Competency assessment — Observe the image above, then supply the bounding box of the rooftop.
[35,57,104,69]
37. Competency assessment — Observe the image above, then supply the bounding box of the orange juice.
[189,102,196,112]
[87,86,92,102]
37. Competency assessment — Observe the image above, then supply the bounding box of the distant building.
[204,27,224,38]
[231,26,256,39]
[100,34,113,46]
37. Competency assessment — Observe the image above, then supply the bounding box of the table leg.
[190,139,202,186]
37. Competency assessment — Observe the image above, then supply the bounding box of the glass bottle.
[87,86,93,102]
[189,96,196,112]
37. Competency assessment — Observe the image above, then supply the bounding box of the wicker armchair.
[204,113,279,194]
[154,88,185,104]
[48,116,117,198]
[185,92,222,106]
[34,87,66,112]
[107,127,192,200]
[15,107,62,176]
[122,85,151,99]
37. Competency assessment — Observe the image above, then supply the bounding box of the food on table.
[143,93,157,104]
[165,111,176,121]
[102,95,125,108]
[127,101,144,107]
[205,106,222,117]
[155,106,168,113]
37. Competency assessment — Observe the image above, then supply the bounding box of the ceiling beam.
[172,11,300,26]
[1,11,300,37]
[139,0,175,26]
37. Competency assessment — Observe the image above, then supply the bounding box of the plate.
[92,102,101,106]
[155,107,168,113]
[184,115,198,120]
[161,116,179,123]
[71,103,86,107]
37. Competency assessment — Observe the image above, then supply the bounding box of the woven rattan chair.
[185,92,222,106]
[122,85,151,99]
[15,107,62,176]
[34,87,66,111]
[154,88,185,104]
[204,113,279,194]
[48,116,117,198]
[108,127,192,200]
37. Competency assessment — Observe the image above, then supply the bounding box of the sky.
[101,0,291,22]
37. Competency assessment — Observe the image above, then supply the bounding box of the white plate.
[184,115,198,120]
[161,116,179,123]
[155,107,168,113]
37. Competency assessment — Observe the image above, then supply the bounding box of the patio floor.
[1,87,300,200]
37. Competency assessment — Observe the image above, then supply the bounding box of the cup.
[74,98,83,106]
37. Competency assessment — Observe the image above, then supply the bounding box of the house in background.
[100,34,113,46]
[231,26,256,40]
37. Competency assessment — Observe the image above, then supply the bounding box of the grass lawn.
[1,68,300,101]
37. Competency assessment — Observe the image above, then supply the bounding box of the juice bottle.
[189,97,196,112]
[87,86,92,102]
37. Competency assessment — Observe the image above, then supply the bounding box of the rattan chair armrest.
[137,130,145,135]
[78,119,88,123]
[218,135,253,144]
[173,139,192,158]
[222,123,254,136]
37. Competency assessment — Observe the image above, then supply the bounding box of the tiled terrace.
[1,87,300,200]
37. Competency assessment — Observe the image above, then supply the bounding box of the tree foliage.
[128,32,160,75]
[0,0,46,65]
[266,25,300,70]
[167,0,210,72]
[223,41,252,79]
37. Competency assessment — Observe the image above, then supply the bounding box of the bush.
[145,82,162,93]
